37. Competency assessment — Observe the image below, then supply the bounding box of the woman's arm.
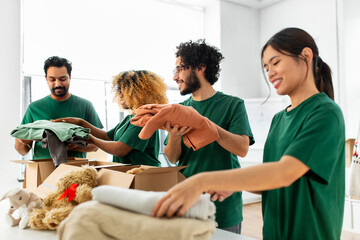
[88,134,133,157]
[52,117,110,140]
[153,155,309,218]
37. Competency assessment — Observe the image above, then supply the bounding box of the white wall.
[0,0,23,190]
[220,1,261,98]
[203,1,261,98]
[259,0,340,102]
[342,0,360,138]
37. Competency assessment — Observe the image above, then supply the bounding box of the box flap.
[138,165,187,174]
[97,169,134,188]
[11,157,88,165]
[11,160,37,164]
[177,172,186,183]
[36,164,80,198]
[24,164,40,192]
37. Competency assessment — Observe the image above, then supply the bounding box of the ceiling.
[158,0,285,9]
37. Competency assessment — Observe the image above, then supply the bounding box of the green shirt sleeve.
[84,101,103,129]
[118,123,150,152]
[227,100,255,145]
[284,109,344,183]
[21,105,34,124]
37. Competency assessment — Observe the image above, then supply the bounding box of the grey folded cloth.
[42,130,88,167]
[92,185,216,222]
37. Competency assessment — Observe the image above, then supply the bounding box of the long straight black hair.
[261,27,334,100]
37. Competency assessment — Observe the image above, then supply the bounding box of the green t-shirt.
[176,91,254,228]
[262,93,345,240]
[107,114,160,166]
[21,94,103,159]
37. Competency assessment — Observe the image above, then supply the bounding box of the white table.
[0,200,255,240]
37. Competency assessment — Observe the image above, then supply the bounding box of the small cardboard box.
[346,138,356,167]
[11,157,89,192]
[97,165,186,191]
[11,158,123,193]
[33,164,186,198]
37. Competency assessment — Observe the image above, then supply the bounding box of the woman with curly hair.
[54,70,168,166]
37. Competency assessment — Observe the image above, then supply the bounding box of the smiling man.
[14,56,103,159]
[163,40,255,234]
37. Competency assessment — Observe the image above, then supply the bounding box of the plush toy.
[29,165,98,230]
[0,188,43,229]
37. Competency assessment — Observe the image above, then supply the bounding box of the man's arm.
[14,138,33,156]
[215,125,250,157]
[163,122,192,164]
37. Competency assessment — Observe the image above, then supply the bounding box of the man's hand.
[163,122,192,137]
[18,139,33,146]
[14,138,33,155]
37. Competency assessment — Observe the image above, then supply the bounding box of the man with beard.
[14,56,103,159]
[163,40,254,234]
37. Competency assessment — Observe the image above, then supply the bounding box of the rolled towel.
[92,185,216,223]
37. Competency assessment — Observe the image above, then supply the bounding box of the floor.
[242,202,360,240]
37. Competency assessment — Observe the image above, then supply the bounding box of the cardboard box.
[11,157,88,192]
[33,164,186,198]
[97,165,186,191]
[11,158,123,193]
[346,138,356,167]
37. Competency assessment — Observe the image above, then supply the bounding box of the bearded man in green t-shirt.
[164,40,255,234]
[14,56,103,159]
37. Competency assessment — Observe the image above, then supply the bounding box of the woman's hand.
[207,190,234,202]
[152,174,204,218]
[51,117,83,126]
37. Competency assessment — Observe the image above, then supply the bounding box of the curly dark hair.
[175,39,224,85]
[44,56,72,77]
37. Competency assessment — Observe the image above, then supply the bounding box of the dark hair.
[261,27,334,100]
[175,39,224,85]
[44,56,72,77]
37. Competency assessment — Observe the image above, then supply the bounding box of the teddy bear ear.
[0,190,11,201]
[0,188,24,201]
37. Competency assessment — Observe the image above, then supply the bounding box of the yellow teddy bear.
[29,165,97,230]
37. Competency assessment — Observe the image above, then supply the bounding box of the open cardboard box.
[33,163,186,199]
[97,165,186,191]
[11,157,123,193]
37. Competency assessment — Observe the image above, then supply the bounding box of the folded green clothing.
[10,120,90,142]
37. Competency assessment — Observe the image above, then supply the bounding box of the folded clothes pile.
[131,103,219,151]
[10,120,90,166]
[58,200,216,240]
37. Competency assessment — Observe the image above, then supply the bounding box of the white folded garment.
[92,185,216,223]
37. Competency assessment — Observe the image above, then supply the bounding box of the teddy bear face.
[56,166,98,192]
[7,189,30,210]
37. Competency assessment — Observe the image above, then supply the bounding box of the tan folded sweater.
[57,201,216,240]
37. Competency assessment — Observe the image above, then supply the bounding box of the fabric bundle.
[58,201,216,240]
[10,120,89,166]
[92,185,216,222]
[130,104,219,151]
